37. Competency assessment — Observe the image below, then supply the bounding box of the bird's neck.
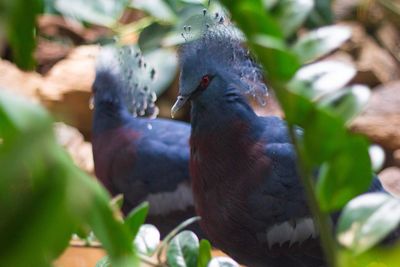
[93,99,132,134]
[190,93,261,140]
[189,93,265,176]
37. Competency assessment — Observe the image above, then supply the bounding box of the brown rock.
[40,45,99,138]
[333,0,359,20]
[340,22,382,87]
[351,81,400,150]
[394,150,400,167]
[376,21,400,63]
[38,14,112,44]
[378,0,400,26]
[340,22,366,54]
[0,45,99,138]
[38,15,88,44]
[379,167,400,197]
[355,36,400,85]
[41,45,98,100]
[340,22,400,87]
[54,246,105,267]
[334,0,383,25]
[35,38,72,74]
[54,122,94,175]
[324,51,355,66]
[0,59,43,101]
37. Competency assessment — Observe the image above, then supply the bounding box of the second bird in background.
[91,46,200,236]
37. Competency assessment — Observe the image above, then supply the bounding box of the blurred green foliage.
[0,0,42,70]
[54,0,131,27]
[0,91,137,267]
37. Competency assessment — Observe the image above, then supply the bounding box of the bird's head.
[171,23,267,117]
[93,46,123,105]
[94,45,158,118]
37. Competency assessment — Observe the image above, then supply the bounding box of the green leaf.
[167,231,199,267]
[318,85,370,123]
[0,91,73,267]
[378,0,400,25]
[289,61,356,98]
[316,136,373,211]
[251,34,300,81]
[180,0,208,3]
[305,0,334,27]
[337,193,400,254]
[220,0,283,38]
[159,217,201,248]
[197,239,212,267]
[131,0,177,22]
[272,0,314,37]
[110,194,124,210]
[68,171,138,267]
[139,23,173,52]
[292,25,351,63]
[143,48,178,96]
[74,225,91,240]
[43,0,58,13]
[154,217,201,261]
[2,0,42,70]
[134,224,160,255]
[302,107,347,163]
[68,169,137,266]
[54,0,130,27]
[338,242,400,267]
[208,257,239,267]
[0,91,50,133]
[85,231,100,245]
[274,87,314,126]
[96,256,111,267]
[263,0,279,9]
[125,202,149,239]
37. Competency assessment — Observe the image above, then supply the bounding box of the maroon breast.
[92,127,141,193]
[189,121,271,254]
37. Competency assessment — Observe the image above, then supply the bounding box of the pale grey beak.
[171,95,189,118]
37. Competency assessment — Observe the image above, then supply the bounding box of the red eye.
[200,75,210,88]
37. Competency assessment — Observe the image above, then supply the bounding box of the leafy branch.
[220,0,400,266]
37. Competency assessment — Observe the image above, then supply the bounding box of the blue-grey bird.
[171,23,390,266]
[92,46,200,236]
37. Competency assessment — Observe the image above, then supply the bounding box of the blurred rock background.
[0,0,399,187]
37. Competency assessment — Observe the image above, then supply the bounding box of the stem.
[138,254,164,267]
[288,125,337,267]
[113,17,155,38]
[154,216,200,263]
